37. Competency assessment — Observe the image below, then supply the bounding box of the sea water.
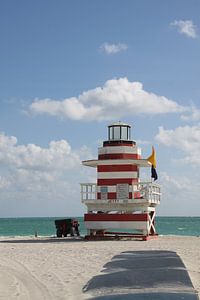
[0,217,199,237]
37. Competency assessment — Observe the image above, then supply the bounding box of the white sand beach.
[0,235,199,299]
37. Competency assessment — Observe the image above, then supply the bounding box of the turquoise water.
[0,217,199,237]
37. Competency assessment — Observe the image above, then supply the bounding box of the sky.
[0,0,200,217]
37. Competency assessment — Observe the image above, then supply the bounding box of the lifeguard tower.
[81,122,161,240]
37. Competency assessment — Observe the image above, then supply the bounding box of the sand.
[0,235,199,299]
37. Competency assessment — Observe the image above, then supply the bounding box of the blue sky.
[0,0,200,217]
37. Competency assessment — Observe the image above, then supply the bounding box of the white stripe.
[82,159,150,168]
[97,171,138,179]
[97,185,137,193]
[98,146,141,155]
[85,221,148,230]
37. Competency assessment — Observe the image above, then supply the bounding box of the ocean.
[0,216,199,237]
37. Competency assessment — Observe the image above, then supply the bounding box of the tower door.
[116,184,129,200]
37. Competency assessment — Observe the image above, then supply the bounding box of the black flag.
[151,165,158,181]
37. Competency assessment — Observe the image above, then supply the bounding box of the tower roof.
[108,121,130,127]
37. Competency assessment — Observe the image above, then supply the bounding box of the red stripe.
[97,192,133,200]
[98,153,141,160]
[97,192,116,199]
[97,165,138,172]
[134,191,141,199]
[103,141,135,147]
[84,213,148,222]
[98,178,138,185]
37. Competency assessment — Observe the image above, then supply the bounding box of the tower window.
[113,126,120,140]
[108,123,131,141]
[121,126,128,140]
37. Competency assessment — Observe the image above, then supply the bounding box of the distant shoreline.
[0,216,200,237]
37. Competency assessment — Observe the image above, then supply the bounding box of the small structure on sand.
[55,219,80,237]
[81,122,161,240]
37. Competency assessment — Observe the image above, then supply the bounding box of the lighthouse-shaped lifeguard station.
[81,122,161,240]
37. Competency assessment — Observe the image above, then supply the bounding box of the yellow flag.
[147,146,156,168]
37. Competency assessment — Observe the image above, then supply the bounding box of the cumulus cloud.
[0,132,95,216]
[155,125,200,165]
[181,106,200,121]
[157,171,200,216]
[0,133,81,171]
[160,172,191,190]
[170,20,198,38]
[100,42,128,54]
[29,78,186,121]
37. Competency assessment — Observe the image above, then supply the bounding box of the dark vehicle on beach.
[55,219,80,237]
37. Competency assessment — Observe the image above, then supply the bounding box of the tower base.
[84,211,158,240]
[84,231,158,241]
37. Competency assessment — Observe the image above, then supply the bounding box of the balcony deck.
[81,182,161,212]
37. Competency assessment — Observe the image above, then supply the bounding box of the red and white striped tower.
[81,122,161,240]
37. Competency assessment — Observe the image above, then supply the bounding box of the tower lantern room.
[107,122,131,142]
[81,122,161,240]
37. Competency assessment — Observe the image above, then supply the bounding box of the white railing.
[80,183,97,201]
[80,182,161,203]
[134,182,161,203]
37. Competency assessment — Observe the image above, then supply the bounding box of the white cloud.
[157,172,200,216]
[0,133,81,171]
[170,20,198,38]
[155,125,200,165]
[181,106,200,121]
[100,42,128,54]
[160,172,191,190]
[29,78,186,121]
[0,132,95,216]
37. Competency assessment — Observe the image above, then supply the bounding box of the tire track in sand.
[0,257,54,300]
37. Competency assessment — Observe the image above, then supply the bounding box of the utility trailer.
[55,219,80,237]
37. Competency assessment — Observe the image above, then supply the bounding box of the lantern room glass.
[108,124,130,141]
[121,126,128,140]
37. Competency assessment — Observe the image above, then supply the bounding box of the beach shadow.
[83,250,198,299]
[0,237,84,244]
[88,292,198,299]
